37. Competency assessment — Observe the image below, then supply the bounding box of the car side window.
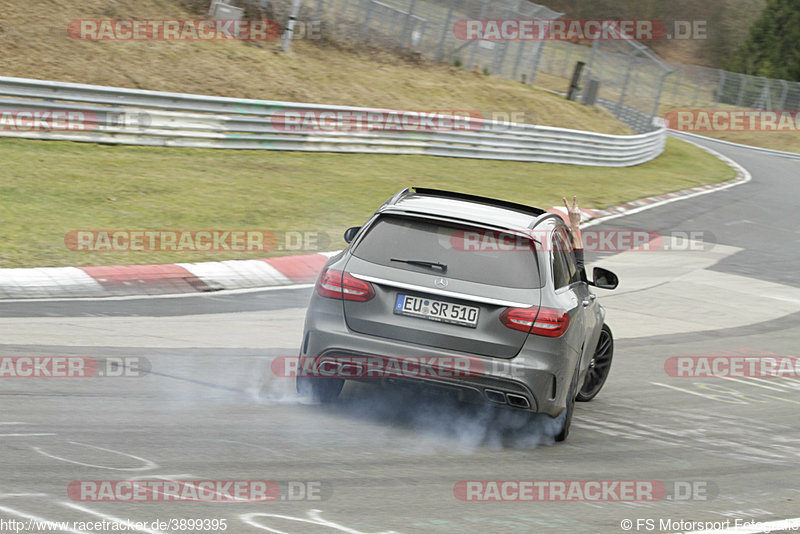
[551,232,571,289]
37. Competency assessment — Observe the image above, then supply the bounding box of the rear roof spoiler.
[407,187,546,217]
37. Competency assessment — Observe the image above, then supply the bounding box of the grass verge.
[0,137,734,268]
[660,104,800,154]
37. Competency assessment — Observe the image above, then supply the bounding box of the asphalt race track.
[1,137,799,534]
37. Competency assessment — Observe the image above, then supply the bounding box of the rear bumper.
[301,302,581,418]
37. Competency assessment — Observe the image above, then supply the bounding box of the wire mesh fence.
[246,0,800,133]
[662,64,800,113]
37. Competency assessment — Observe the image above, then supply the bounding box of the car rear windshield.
[352,215,541,288]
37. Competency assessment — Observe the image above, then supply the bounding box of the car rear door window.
[556,228,581,284]
[551,231,575,289]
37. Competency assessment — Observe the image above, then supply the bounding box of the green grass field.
[0,137,734,268]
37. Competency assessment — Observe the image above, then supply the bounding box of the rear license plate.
[394,294,479,328]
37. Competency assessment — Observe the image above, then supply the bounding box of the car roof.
[378,187,555,232]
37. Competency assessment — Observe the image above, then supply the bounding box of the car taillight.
[500,306,570,337]
[315,268,375,302]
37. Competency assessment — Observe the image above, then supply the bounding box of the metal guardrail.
[0,76,666,166]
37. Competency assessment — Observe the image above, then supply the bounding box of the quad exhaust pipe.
[484,389,507,404]
[484,389,531,409]
[506,393,531,408]
[318,359,364,377]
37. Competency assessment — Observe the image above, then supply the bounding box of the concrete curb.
[0,144,750,300]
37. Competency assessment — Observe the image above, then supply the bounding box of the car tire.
[296,377,344,403]
[576,324,614,402]
[553,366,578,442]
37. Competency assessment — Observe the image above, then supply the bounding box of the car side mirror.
[590,267,618,290]
[343,226,361,244]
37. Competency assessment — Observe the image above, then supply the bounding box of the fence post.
[584,38,598,86]
[414,19,426,48]
[490,6,513,75]
[314,0,324,23]
[282,0,303,52]
[341,0,351,22]
[616,50,638,116]
[691,67,704,106]
[435,0,456,62]
[779,80,789,110]
[401,0,417,48]
[361,0,374,37]
[714,69,726,107]
[670,65,682,103]
[531,42,546,84]
[511,40,526,80]
[757,78,772,110]
[468,0,489,70]
[735,74,747,107]
[651,71,672,125]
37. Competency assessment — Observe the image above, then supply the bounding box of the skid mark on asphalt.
[0,432,56,436]
[573,406,798,466]
[0,493,48,499]
[241,509,400,534]
[32,441,159,471]
[654,378,800,409]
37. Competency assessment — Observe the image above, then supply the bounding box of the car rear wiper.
[390,258,448,272]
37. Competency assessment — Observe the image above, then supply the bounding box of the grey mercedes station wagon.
[297,187,619,441]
